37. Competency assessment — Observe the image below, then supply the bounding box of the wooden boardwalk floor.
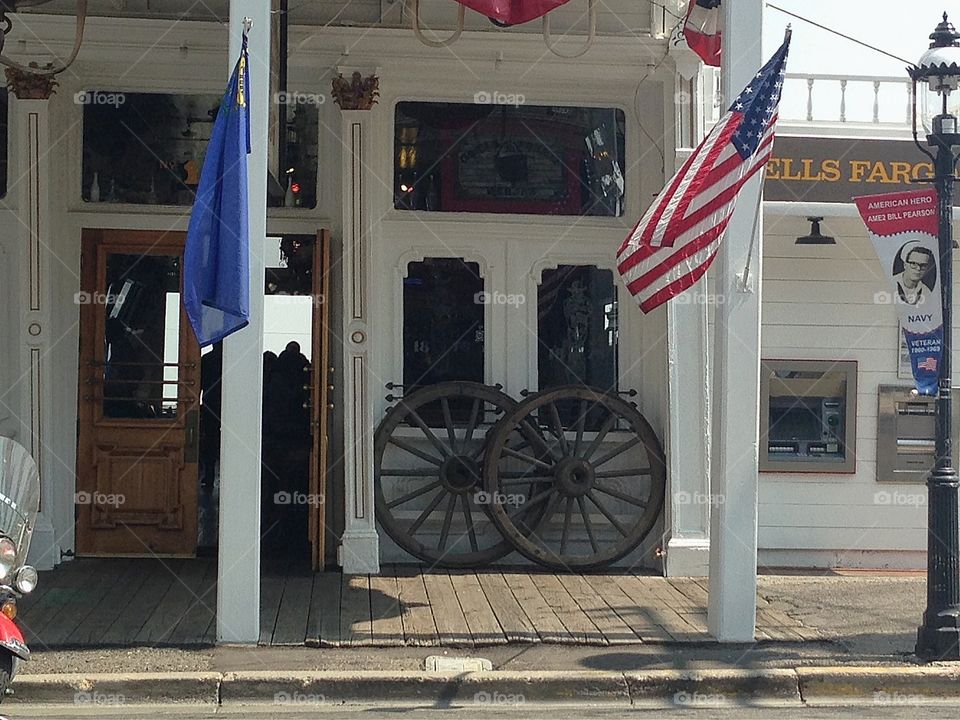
[19,559,822,648]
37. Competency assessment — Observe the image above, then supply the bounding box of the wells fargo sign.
[763,136,945,204]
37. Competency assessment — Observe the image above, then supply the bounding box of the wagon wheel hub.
[554,457,594,497]
[440,455,481,493]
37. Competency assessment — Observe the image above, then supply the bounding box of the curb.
[6,666,960,706]
[8,672,220,706]
[797,666,960,704]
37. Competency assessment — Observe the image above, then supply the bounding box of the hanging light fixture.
[795,216,836,245]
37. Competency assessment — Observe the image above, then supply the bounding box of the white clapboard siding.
[757,223,960,564]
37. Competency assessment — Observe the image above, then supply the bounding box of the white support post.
[707,0,765,642]
[12,97,56,570]
[217,0,270,644]
[663,294,711,577]
[337,96,380,575]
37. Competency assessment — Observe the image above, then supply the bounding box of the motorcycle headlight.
[0,538,17,581]
[14,566,37,594]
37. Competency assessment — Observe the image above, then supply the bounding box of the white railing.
[705,72,914,128]
[780,73,912,126]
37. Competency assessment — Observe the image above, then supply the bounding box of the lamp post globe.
[909,12,960,661]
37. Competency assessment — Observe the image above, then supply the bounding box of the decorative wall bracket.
[331,71,379,110]
[4,65,58,99]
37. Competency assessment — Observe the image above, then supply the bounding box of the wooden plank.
[38,560,127,646]
[17,560,105,644]
[556,574,639,645]
[475,572,536,643]
[500,572,571,644]
[448,572,506,646]
[101,560,184,645]
[259,573,286,645]
[305,572,341,648]
[134,560,210,644]
[586,574,674,642]
[393,568,438,646]
[669,578,710,607]
[339,574,372,647]
[369,572,405,647]
[65,560,153,646]
[613,575,711,642]
[529,573,606,644]
[421,572,471,647]
[272,575,314,645]
[166,560,219,646]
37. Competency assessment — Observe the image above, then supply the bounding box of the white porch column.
[663,292,711,577]
[334,73,380,574]
[217,0,270,643]
[707,0,764,641]
[7,83,57,570]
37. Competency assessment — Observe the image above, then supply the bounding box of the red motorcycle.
[0,439,40,700]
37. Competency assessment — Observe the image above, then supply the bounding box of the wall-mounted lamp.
[796,216,835,245]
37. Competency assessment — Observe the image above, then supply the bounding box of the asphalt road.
[4,704,960,720]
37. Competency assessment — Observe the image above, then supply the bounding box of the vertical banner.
[855,189,942,395]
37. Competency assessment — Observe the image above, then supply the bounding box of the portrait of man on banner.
[892,241,937,307]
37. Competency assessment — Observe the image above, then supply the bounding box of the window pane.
[403,258,484,390]
[81,91,318,207]
[0,88,7,198]
[281,102,319,209]
[102,253,181,419]
[538,265,618,392]
[395,102,625,216]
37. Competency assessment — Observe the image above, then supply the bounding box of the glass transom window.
[394,102,626,216]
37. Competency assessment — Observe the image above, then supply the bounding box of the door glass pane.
[403,258,485,426]
[101,253,181,419]
[538,265,619,418]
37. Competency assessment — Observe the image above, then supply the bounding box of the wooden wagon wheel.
[374,381,530,567]
[483,385,665,571]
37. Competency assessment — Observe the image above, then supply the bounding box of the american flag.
[617,34,791,314]
[918,356,938,372]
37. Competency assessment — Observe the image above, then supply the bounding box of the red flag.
[617,35,790,313]
[684,0,722,66]
[455,0,571,26]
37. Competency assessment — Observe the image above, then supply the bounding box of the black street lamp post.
[909,13,960,660]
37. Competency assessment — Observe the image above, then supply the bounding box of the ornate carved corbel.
[4,64,58,99]
[331,71,379,111]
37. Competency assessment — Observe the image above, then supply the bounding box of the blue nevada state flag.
[184,33,252,347]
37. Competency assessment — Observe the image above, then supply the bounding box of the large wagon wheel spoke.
[484,385,666,571]
[374,382,523,567]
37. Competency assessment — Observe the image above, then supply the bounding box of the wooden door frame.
[309,229,332,569]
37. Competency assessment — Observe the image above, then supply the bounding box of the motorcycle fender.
[0,615,28,661]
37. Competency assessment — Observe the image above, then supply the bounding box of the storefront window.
[394,102,625,216]
[403,257,484,393]
[759,359,858,473]
[538,264,619,397]
[81,91,318,207]
[0,88,7,198]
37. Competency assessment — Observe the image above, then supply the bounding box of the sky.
[758,1,957,124]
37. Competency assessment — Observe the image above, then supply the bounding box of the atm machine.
[876,385,960,483]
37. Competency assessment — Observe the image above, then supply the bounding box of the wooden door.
[309,229,332,569]
[76,229,200,556]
